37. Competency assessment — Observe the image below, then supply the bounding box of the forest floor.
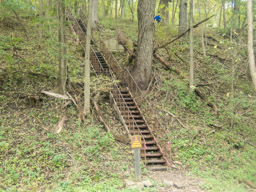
[0,15,256,192]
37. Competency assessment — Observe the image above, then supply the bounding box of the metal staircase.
[67,9,171,171]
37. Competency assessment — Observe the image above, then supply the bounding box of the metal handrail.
[109,70,147,158]
[98,37,164,130]
[67,8,147,158]
[67,8,106,75]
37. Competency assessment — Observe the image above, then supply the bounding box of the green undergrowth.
[149,44,256,191]
[111,19,256,191]
[1,10,256,192]
[0,16,150,192]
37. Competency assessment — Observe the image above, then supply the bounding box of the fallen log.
[154,53,188,79]
[154,15,215,52]
[12,9,29,40]
[239,179,256,189]
[55,116,66,134]
[41,91,70,100]
[92,98,111,132]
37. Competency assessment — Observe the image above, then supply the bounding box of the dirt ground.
[125,170,204,192]
[150,170,204,192]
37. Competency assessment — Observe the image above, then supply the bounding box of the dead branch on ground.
[239,179,256,190]
[12,9,29,40]
[41,91,70,100]
[55,116,66,134]
[163,109,188,129]
[92,94,111,132]
[154,15,215,52]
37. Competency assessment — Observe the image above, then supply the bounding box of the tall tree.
[171,0,178,25]
[39,0,43,45]
[222,0,226,28]
[189,0,194,91]
[247,0,256,90]
[128,0,135,21]
[179,0,188,34]
[158,0,169,25]
[197,0,206,56]
[92,0,98,28]
[84,0,93,116]
[120,0,126,18]
[115,0,118,48]
[115,0,118,29]
[57,0,67,95]
[132,0,156,90]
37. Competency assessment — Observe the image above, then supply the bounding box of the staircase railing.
[67,8,147,158]
[98,38,163,130]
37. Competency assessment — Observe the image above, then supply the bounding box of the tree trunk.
[92,0,98,28]
[120,0,126,18]
[115,0,118,28]
[101,0,104,18]
[58,0,67,95]
[158,0,169,25]
[219,3,222,27]
[189,0,194,91]
[132,0,156,90]
[204,0,207,47]
[115,0,118,48]
[222,0,226,29]
[104,0,112,17]
[197,0,206,57]
[171,0,178,25]
[247,0,256,90]
[128,0,135,21]
[39,0,43,44]
[179,0,188,34]
[84,0,93,116]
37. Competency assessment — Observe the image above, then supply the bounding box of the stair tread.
[141,135,153,139]
[130,130,150,134]
[125,120,144,123]
[147,166,168,171]
[141,153,162,157]
[121,110,140,114]
[142,141,156,145]
[127,124,147,128]
[122,115,142,118]
[114,93,131,96]
[141,146,159,150]
[145,159,166,163]
[117,102,135,105]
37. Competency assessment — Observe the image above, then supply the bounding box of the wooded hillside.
[0,0,255,191]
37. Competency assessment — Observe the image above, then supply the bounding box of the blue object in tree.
[154,15,161,23]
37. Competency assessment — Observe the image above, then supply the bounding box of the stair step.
[121,110,140,114]
[117,102,135,105]
[141,153,162,157]
[125,106,137,109]
[125,119,144,123]
[128,122,145,127]
[145,159,166,164]
[141,135,153,139]
[130,130,150,134]
[123,98,133,101]
[122,115,142,118]
[147,166,168,171]
[141,146,159,151]
[114,93,130,96]
[128,125,147,129]
[142,141,156,145]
